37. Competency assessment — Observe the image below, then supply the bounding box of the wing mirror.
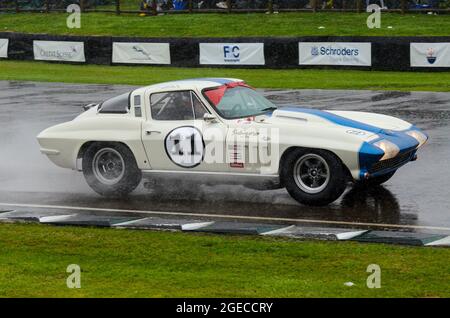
[203,113,217,123]
[83,103,98,112]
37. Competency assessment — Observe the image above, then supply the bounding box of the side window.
[192,92,208,119]
[99,92,130,114]
[150,91,195,121]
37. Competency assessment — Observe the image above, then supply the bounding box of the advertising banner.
[199,43,265,65]
[299,42,371,66]
[33,40,85,62]
[410,43,450,67]
[112,42,171,65]
[0,39,8,58]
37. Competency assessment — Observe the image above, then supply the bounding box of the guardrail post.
[227,0,231,13]
[151,0,157,15]
[45,0,49,13]
[401,0,406,14]
[15,0,19,13]
[268,0,273,13]
[188,0,193,13]
[312,0,318,12]
[80,0,85,13]
[356,0,361,13]
[116,0,120,15]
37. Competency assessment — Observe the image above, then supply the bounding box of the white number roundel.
[165,126,204,168]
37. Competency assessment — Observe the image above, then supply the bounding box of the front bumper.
[358,127,428,180]
[366,149,417,178]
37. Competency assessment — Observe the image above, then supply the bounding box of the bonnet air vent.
[272,110,308,122]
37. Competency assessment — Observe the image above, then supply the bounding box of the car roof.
[142,78,244,92]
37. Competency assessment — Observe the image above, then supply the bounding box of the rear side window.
[134,95,142,117]
[99,92,130,114]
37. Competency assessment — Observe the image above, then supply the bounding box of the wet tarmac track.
[0,81,449,234]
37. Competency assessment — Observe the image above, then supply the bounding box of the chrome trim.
[92,147,125,185]
[142,169,279,178]
[274,115,307,122]
[293,153,330,194]
[76,158,83,171]
[40,148,60,155]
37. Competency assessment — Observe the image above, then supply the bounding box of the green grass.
[0,12,449,37]
[1,60,450,92]
[0,223,449,297]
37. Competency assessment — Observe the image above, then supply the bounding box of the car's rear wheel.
[82,142,142,196]
[282,148,347,206]
[355,171,396,188]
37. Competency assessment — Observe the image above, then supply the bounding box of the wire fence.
[0,0,448,13]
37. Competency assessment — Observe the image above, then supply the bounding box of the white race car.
[37,78,428,205]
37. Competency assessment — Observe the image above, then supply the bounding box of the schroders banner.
[112,42,171,65]
[0,39,8,58]
[33,40,85,62]
[410,43,450,67]
[199,43,265,65]
[299,42,371,66]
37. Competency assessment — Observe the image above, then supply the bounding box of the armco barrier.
[1,32,449,71]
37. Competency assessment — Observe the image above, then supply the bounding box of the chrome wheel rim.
[92,148,125,185]
[293,154,330,194]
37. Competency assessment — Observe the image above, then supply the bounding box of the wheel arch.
[76,141,141,171]
[278,146,353,185]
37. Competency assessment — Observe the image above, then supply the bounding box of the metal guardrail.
[0,0,448,14]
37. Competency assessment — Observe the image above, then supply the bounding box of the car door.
[141,90,229,172]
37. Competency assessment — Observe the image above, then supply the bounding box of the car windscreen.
[203,85,276,119]
[99,92,131,114]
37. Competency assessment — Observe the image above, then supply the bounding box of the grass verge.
[1,12,449,37]
[1,60,450,91]
[0,223,449,297]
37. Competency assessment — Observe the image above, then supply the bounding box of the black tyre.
[355,171,396,188]
[82,142,142,197]
[281,148,347,206]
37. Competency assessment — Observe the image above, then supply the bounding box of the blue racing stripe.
[177,78,236,85]
[279,107,384,134]
[279,106,419,151]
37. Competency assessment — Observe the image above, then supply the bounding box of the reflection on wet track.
[0,81,449,232]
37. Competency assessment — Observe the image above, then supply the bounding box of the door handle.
[146,130,161,135]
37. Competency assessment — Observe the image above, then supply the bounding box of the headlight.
[405,130,428,147]
[373,139,400,160]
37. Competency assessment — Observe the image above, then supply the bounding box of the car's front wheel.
[82,142,142,197]
[282,148,347,206]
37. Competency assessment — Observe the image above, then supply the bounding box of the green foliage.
[1,61,449,92]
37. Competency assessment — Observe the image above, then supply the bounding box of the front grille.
[369,150,414,174]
